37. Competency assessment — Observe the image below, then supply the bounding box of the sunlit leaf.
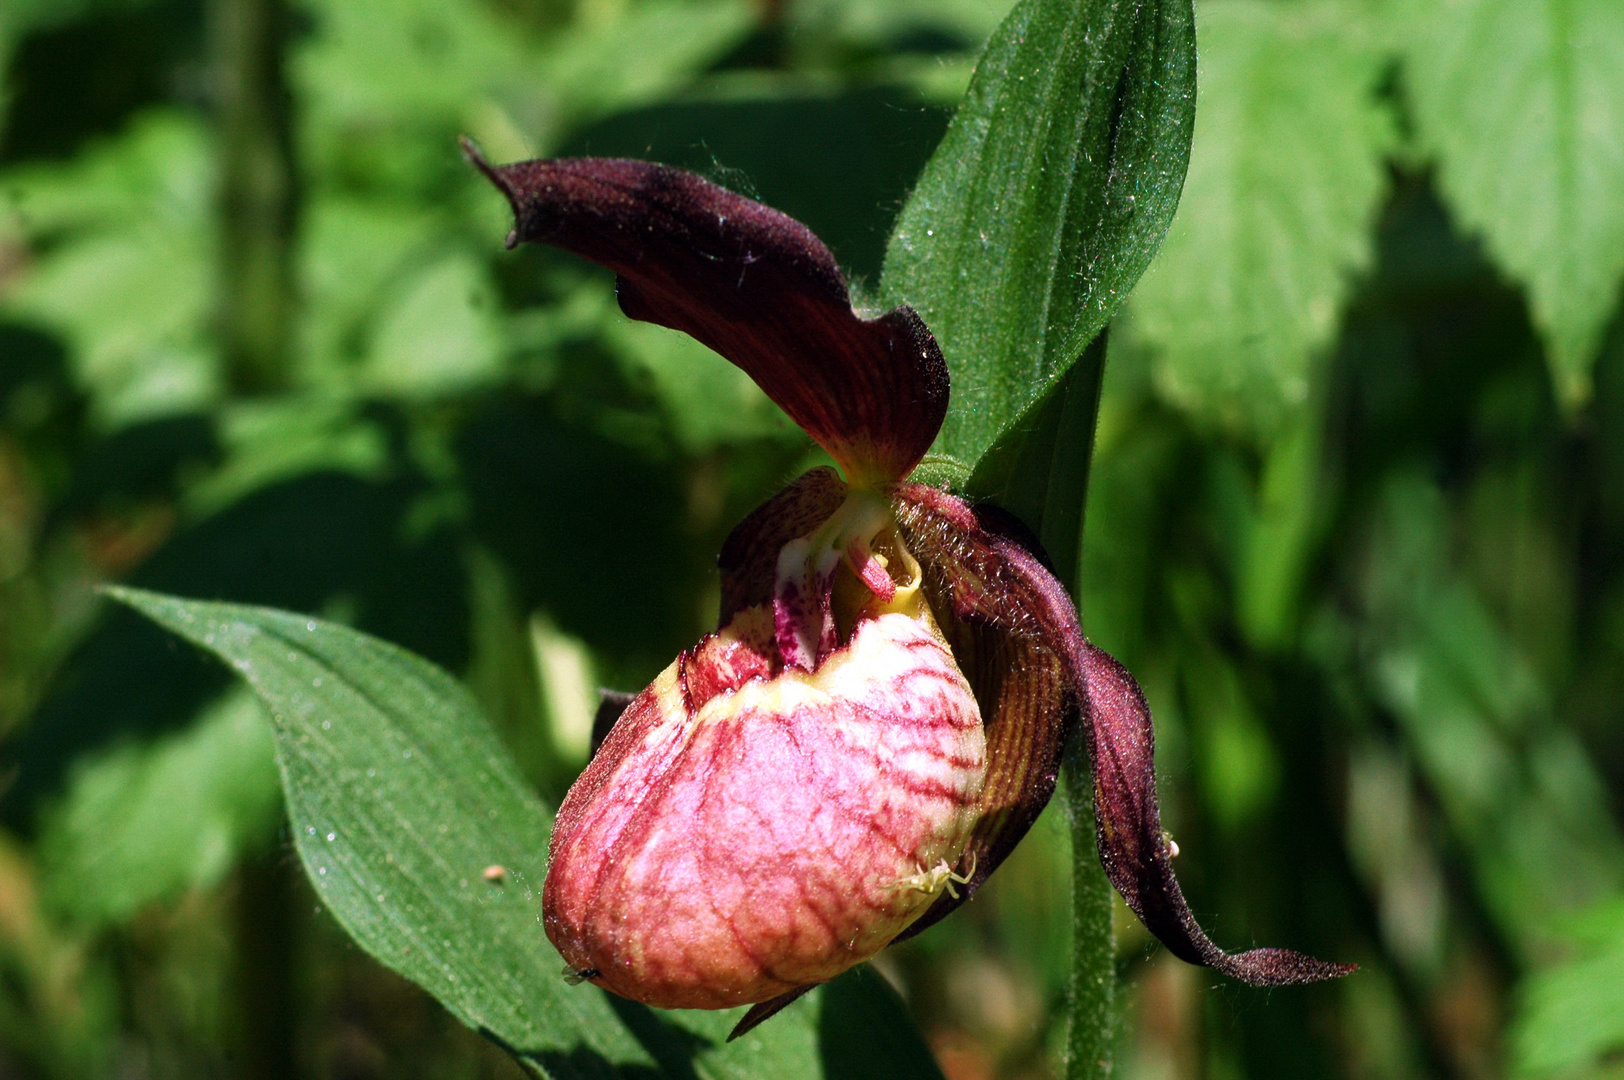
[882,0,1195,470]
[1126,0,1393,435]
[539,0,757,144]
[295,0,754,171]
[1400,0,1624,409]
[296,194,445,385]
[362,251,504,398]
[109,587,944,1080]
[0,111,218,428]
[36,685,280,928]
[1513,900,1624,1076]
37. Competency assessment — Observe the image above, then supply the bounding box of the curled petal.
[1079,644,1357,985]
[465,146,949,485]
[891,484,1353,984]
[889,484,1077,935]
[717,467,848,625]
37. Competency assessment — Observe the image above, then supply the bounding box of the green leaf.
[965,331,1109,588]
[602,317,800,452]
[0,111,219,428]
[1400,0,1624,410]
[1512,900,1624,1075]
[1125,0,1393,435]
[37,686,281,928]
[361,251,505,399]
[107,586,944,1080]
[539,0,758,142]
[296,0,755,169]
[1236,407,1333,650]
[881,0,1195,469]
[1356,474,1624,959]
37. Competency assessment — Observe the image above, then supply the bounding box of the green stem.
[211,0,297,394]
[967,329,1117,1077]
[1063,753,1115,1080]
[236,841,300,1080]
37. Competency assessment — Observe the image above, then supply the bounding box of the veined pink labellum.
[543,490,986,1011]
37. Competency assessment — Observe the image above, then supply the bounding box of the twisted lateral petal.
[466,147,949,485]
[1079,645,1357,985]
[889,484,1078,935]
[891,484,1353,984]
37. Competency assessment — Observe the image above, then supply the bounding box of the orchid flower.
[467,145,1353,1039]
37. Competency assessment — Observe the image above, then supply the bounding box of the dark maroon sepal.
[465,144,949,484]
[1079,644,1356,985]
[728,985,815,1041]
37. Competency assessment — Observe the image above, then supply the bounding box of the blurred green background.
[2,0,1622,1077]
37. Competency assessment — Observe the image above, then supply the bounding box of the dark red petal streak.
[893,484,1353,985]
[466,148,948,483]
[543,609,984,1011]
[718,468,847,626]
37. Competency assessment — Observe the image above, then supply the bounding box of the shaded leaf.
[1400,0,1624,408]
[1355,473,1624,958]
[881,0,1195,469]
[1127,0,1393,435]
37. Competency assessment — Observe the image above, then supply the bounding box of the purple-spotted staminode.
[466,145,1353,1038]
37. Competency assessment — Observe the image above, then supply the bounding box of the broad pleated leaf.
[1128,0,1393,435]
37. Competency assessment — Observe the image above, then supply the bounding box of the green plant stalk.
[209,0,300,1067]
[967,332,1116,1077]
[1064,755,1116,1080]
[211,0,297,394]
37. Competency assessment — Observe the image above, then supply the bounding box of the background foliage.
[2,0,1623,1078]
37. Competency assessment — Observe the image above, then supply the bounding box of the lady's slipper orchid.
[467,144,1353,1036]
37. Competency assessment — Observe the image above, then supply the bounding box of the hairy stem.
[1064,754,1116,1080]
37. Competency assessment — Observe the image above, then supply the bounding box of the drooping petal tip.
[1079,641,1356,986]
[890,481,1353,985]
[464,139,950,485]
